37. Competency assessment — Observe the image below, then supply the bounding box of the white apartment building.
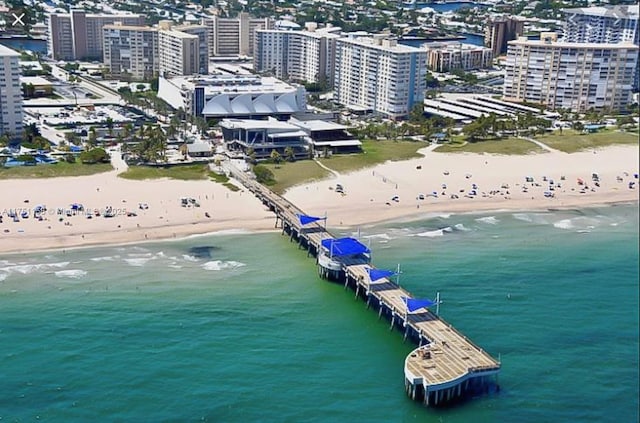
[0,45,23,140]
[47,10,144,60]
[562,5,639,44]
[201,13,272,57]
[254,23,339,86]
[503,35,639,112]
[158,21,200,78]
[562,5,639,88]
[103,24,159,80]
[334,36,427,119]
[424,42,493,73]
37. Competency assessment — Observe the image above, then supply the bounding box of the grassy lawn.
[118,164,209,180]
[0,162,112,179]
[252,139,426,193]
[209,171,240,191]
[434,137,545,155]
[536,129,639,153]
[260,160,331,194]
[317,139,426,173]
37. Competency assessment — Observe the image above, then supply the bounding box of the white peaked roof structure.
[157,74,307,118]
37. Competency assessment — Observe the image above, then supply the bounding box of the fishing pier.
[228,166,501,407]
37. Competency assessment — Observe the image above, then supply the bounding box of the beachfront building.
[333,36,427,119]
[289,118,362,155]
[47,10,144,60]
[424,42,493,73]
[503,34,639,112]
[102,24,159,80]
[0,45,23,140]
[201,13,272,57]
[219,118,309,160]
[254,23,340,87]
[158,21,200,78]
[157,73,307,120]
[485,16,525,57]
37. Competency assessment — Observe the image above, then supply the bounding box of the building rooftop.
[20,76,53,86]
[509,37,639,49]
[339,35,425,54]
[290,119,348,132]
[167,74,299,94]
[0,44,19,57]
[161,30,198,39]
[103,24,157,31]
[219,118,301,131]
[562,5,639,20]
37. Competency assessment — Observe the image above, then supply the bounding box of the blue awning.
[403,297,438,313]
[298,214,324,226]
[321,237,370,256]
[367,268,395,282]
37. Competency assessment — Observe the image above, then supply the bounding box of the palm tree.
[270,149,282,166]
[284,146,295,162]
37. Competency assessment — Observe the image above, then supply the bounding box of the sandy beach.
[1,145,638,254]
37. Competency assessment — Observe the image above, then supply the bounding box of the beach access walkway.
[225,162,501,407]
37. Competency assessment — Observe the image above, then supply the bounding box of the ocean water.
[0,205,637,422]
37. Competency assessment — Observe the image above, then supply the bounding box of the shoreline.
[1,197,636,256]
[1,145,638,255]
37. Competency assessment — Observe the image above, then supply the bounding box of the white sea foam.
[182,255,200,262]
[476,216,499,225]
[415,229,444,238]
[0,261,70,275]
[0,272,7,282]
[454,223,471,232]
[512,213,533,223]
[90,255,119,262]
[553,219,574,230]
[124,258,151,267]
[363,233,392,241]
[439,214,452,219]
[168,264,183,269]
[55,269,87,279]
[201,260,246,271]
[442,226,453,233]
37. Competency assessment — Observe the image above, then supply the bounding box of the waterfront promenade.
[226,164,501,407]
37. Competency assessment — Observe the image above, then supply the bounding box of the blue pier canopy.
[367,268,396,282]
[321,237,370,256]
[298,214,325,226]
[402,297,438,313]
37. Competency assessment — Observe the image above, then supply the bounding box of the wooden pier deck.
[227,164,501,406]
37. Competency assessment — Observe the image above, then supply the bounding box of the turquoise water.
[1,205,638,421]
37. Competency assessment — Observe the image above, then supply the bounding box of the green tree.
[270,149,282,165]
[88,127,98,148]
[79,147,110,164]
[253,165,275,185]
[284,146,295,162]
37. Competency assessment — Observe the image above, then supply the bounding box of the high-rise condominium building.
[47,10,144,60]
[562,5,639,88]
[424,42,493,73]
[254,23,340,86]
[0,45,23,140]
[201,13,272,57]
[562,5,639,44]
[174,24,209,74]
[158,21,200,78]
[333,36,427,119]
[485,16,525,57]
[503,35,638,112]
[103,24,159,80]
